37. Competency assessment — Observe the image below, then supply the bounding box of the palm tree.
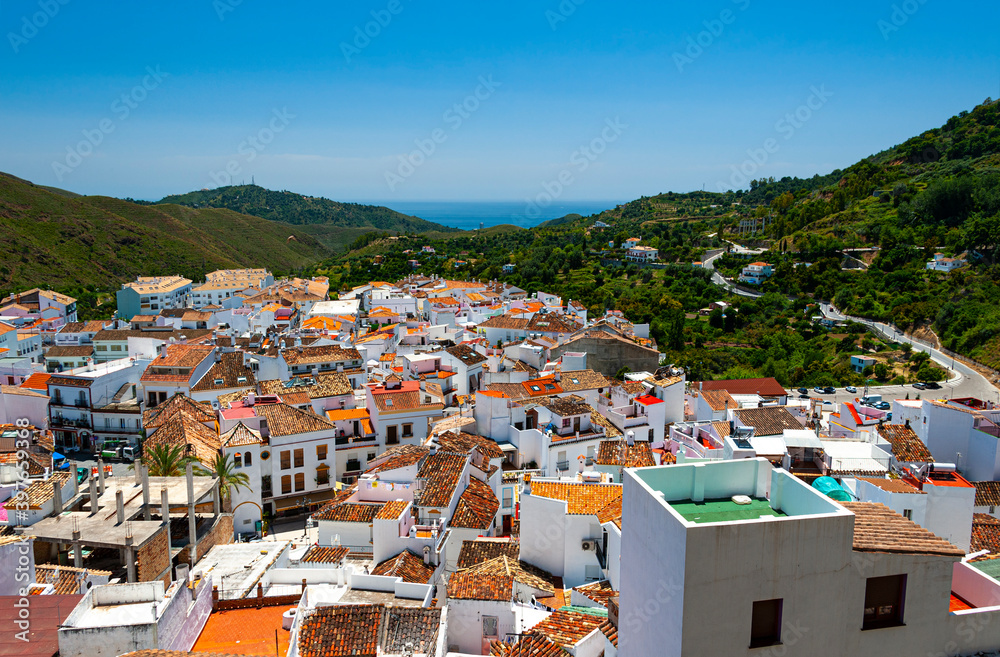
[197,452,251,511]
[137,443,201,477]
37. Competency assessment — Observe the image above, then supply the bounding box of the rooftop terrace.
[669,497,788,524]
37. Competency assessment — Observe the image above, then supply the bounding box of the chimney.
[246,392,255,406]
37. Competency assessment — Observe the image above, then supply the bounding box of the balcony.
[556,460,570,472]
[51,417,91,429]
[335,434,377,447]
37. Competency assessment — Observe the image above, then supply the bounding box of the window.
[902,509,912,520]
[863,575,906,630]
[502,488,513,508]
[96,345,107,351]
[402,423,413,437]
[750,599,782,648]
[316,465,330,486]
[482,616,498,638]
[110,345,122,351]
[562,418,571,428]
[234,453,242,468]
[294,473,305,492]
[214,378,224,386]
[244,451,252,466]
[368,452,376,460]
[280,450,291,470]
[294,448,304,468]
[317,445,327,460]
[281,475,291,495]
[120,418,127,428]
[104,418,112,428]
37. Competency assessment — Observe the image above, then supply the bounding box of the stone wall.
[177,514,234,565]
[552,337,660,378]
[137,526,170,582]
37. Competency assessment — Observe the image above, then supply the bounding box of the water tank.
[812,476,852,502]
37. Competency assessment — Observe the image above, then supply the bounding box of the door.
[387,425,398,444]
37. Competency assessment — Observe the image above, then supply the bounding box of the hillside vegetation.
[159,184,459,251]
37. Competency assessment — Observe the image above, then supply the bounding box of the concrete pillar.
[97,458,105,495]
[116,490,124,525]
[160,488,171,551]
[141,464,151,521]
[187,463,197,567]
[52,479,63,515]
[72,528,82,568]
[89,476,99,515]
[133,458,141,485]
[124,534,136,583]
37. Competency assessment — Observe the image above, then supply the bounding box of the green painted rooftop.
[669,497,786,524]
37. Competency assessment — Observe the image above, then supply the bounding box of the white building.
[738,261,774,285]
[625,246,658,263]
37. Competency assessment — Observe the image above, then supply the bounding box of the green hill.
[158,184,460,250]
[0,172,328,293]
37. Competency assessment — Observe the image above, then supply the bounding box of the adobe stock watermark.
[512,117,627,224]
[51,66,170,183]
[623,577,683,634]
[13,419,33,642]
[716,85,833,192]
[384,75,501,192]
[213,0,243,21]
[546,0,585,30]
[878,0,929,40]
[7,0,71,54]
[208,108,296,187]
[341,0,407,63]
[673,0,751,73]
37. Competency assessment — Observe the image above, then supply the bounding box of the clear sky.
[1,1,997,204]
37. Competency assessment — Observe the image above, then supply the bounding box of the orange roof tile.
[528,481,623,516]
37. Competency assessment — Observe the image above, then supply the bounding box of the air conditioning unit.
[581,540,594,551]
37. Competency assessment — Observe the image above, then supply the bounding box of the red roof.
[20,372,51,391]
[694,377,786,397]
[634,394,663,406]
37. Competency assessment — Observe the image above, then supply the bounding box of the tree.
[140,444,200,477]
[197,452,251,511]
[661,297,686,350]
[873,363,890,381]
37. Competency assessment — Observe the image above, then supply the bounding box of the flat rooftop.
[198,541,290,600]
[192,605,293,655]
[669,498,788,524]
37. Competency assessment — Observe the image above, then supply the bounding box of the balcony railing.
[51,417,91,429]
[556,460,570,471]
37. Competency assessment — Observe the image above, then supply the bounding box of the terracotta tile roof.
[253,403,334,437]
[456,538,519,569]
[574,580,617,606]
[530,609,606,647]
[538,394,591,417]
[595,496,623,529]
[734,406,802,437]
[33,563,110,595]
[313,501,384,523]
[451,477,500,530]
[143,394,215,427]
[191,352,256,392]
[588,411,622,439]
[297,604,441,657]
[369,379,443,413]
[490,635,570,656]
[528,480,623,516]
[44,345,93,358]
[557,370,608,393]
[445,344,487,366]
[599,619,618,648]
[972,514,1000,555]
[416,452,468,508]
[188,604,292,655]
[374,499,409,521]
[144,344,214,369]
[617,380,648,395]
[20,372,51,391]
[857,477,925,495]
[370,549,435,583]
[365,444,429,474]
[282,345,361,366]
[595,440,655,467]
[449,570,514,601]
[93,328,213,343]
[300,545,349,564]
[461,556,558,596]
[842,502,964,557]
[47,375,92,388]
[976,482,1000,508]
[144,409,221,463]
[434,431,504,460]
[4,472,71,510]
[526,314,579,334]
[694,377,786,397]
[216,388,255,408]
[876,424,934,462]
[221,422,263,447]
[59,320,109,333]
[1,384,47,398]
[711,420,732,438]
[259,372,353,399]
[478,314,530,330]
[700,388,738,412]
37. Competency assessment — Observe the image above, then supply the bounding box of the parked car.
[876,401,891,410]
[845,386,857,394]
[924,381,941,389]
[797,387,809,395]
[912,382,927,390]
[823,386,835,394]
[813,386,824,393]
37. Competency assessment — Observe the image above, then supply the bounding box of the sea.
[367,200,623,230]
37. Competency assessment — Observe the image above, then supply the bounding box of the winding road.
[701,249,1000,403]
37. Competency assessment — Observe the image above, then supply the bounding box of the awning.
[783,430,824,449]
[748,435,787,457]
[52,452,65,461]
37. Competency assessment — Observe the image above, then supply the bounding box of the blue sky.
[1,1,998,204]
